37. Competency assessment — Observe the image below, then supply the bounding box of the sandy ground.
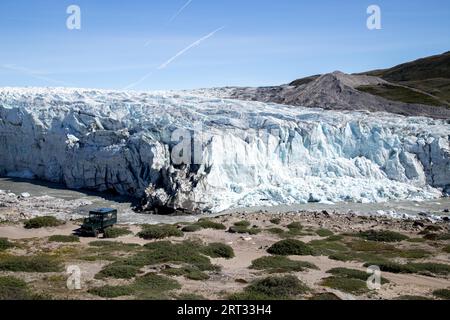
[1,210,449,300]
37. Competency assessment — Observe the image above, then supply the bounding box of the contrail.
[144,0,194,47]
[124,26,224,90]
[1,64,69,86]
[158,26,224,70]
[169,0,193,23]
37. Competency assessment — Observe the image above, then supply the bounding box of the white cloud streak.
[169,0,193,23]
[124,26,224,90]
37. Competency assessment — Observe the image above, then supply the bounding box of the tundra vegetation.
[0,215,449,300]
[24,216,64,229]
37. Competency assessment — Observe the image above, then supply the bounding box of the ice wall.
[0,88,449,213]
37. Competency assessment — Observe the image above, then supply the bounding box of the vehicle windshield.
[89,214,103,221]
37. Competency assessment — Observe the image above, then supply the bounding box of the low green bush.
[267,239,315,256]
[125,241,218,271]
[0,238,14,251]
[48,235,80,243]
[228,225,261,235]
[432,289,450,300]
[88,273,181,299]
[270,218,281,225]
[95,264,141,279]
[309,293,341,300]
[363,261,450,275]
[356,230,408,242]
[181,224,202,233]
[327,267,389,284]
[244,275,308,299]
[320,276,368,294]
[138,224,183,240]
[88,285,134,298]
[286,222,303,230]
[0,276,31,300]
[316,229,334,237]
[250,256,317,273]
[202,243,235,259]
[234,220,251,227]
[133,273,181,292]
[24,216,63,229]
[195,219,226,230]
[163,267,210,281]
[394,295,431,300]
[0,255,62,273]
[104,227,132,239]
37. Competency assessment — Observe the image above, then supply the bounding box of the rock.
[444,209,450,213]
[241,236,252,241]
[413,221,425,228]
[235,279,248,284]
[20,192,31,198]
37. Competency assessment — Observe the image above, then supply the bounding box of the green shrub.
[88,285,134,298]
[88,273,181,299]
[133,273,181,292]
[363,261,411,274]
[250,256,318,273]
[244,275,309,299]
[228,225,261,235]
[407,238,426,243]
[0,238,14,251]
[356,230,408,242]
[0,255,62,273]
[286,222,303,230]
[408,263,450,276]
[125,241,217,271]
[325,235,344,242]
[234,220,251,227]
[181,224,202,232]
[48,235,80,243]
[321,276,368,294]
[327,267,389,284]
[363,261,450,275]
[308,239,348,256]
[104,227,132,239]
[437,233,450,240]
[267,239,315,256]
[24,216,63,229]
[95,264,140,279]
[309,293,341,300]
[0,276,32,300]
[316,229,334,237]
[175,293,207,300]
[266,228,285,235]
[394,295,431,300]
[163,267,209,281]
[87,241,141,253]
[202,243,235,259]
[195,219,226,230]
[270,218,281,225]
[138,225,183,240]
[433,289,450,300]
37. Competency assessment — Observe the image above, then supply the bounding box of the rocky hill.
[196,52,450,119]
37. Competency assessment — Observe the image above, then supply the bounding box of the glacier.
[0,87,449,213]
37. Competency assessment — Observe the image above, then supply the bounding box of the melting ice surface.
[0,87,449,213]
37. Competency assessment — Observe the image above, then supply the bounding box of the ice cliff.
[0,87,449,213]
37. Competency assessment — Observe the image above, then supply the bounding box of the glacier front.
[0,87,449,213]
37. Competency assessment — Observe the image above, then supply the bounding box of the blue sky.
[0,0,449,90]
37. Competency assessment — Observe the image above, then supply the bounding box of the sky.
[0,0,449,90]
